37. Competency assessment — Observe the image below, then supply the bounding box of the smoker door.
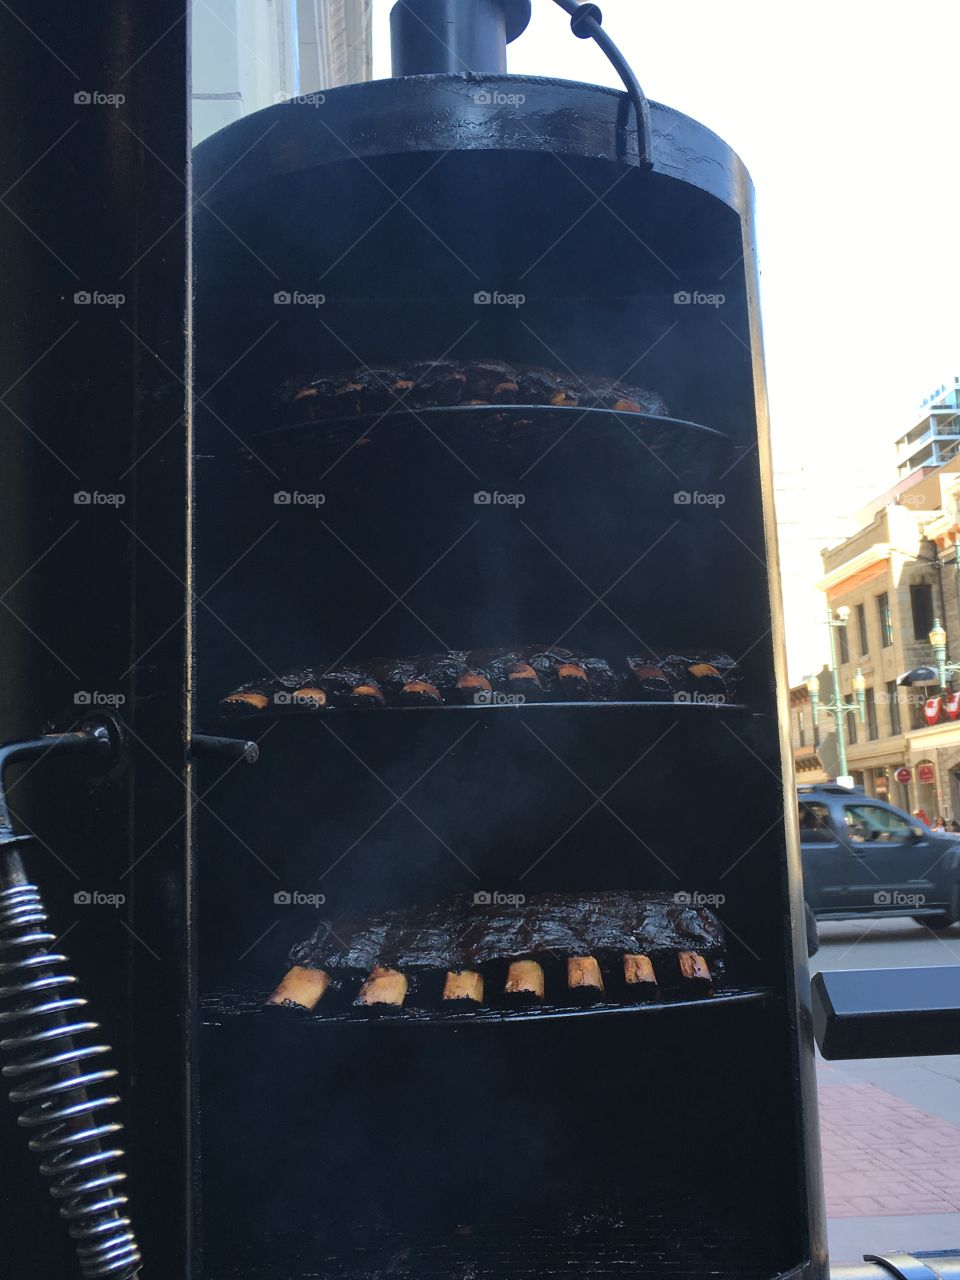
[0,3,191,1276]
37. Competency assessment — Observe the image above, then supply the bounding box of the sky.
[370,0,960,682]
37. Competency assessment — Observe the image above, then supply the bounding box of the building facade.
[789,683,827,783]
[807,466,960,818]
[896,375,960,481]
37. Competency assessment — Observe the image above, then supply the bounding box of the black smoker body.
[190,11,827,1280]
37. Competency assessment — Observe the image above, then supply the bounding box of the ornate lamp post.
[806,605,866,784]
[928,618,960,691]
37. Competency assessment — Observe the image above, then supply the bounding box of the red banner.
[924,696,943,726]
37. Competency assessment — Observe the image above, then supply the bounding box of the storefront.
[844,748,903,803]
[912,759,939,822]
[858,764,907,809]
[898,715,960,822]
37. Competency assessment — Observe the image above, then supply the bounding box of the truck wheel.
[805,902,820,957]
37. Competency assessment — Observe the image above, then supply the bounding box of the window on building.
[795,709,806,748]
[886,680,901,735]
[856,603,868,655]
[865,687,878,740]
[910,582,934,641]
[844,695,858,746]
[877,593,893,647]
[838,623,850,664]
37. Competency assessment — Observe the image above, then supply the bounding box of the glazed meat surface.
[289,891,725,976]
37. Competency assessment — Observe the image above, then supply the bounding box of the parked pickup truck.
[798,784,960,951]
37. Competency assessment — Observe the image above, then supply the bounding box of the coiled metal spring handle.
[0,721,142,1279]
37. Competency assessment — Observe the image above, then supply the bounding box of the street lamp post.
[806,605,866,784]
[928,618,960,691]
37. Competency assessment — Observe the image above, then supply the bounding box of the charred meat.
[223,646,737,711]
[281,358,669,423]
[625,658,674,701]
[660,654,738,698]
[274,891,726,1013]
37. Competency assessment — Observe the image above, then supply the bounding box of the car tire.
[804,901,820,957]
[914,911,956,930]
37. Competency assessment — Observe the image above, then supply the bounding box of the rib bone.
[623,954,657,986]
[356,966,408,1007]
[442,970,484,1003]
[567,956,604,991]
[504,960,544,998]
[266,966,330,1011]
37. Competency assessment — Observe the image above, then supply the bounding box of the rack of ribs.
[267,891,725,1015]
[223,646,739,712]
[280,359,670,425]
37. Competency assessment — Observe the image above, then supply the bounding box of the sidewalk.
[818,1054,960,1262]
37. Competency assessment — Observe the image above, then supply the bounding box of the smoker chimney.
[390,0,532,77]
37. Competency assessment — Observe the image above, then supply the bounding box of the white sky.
[370,0,960,682]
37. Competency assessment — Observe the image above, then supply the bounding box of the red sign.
[924,696,943,726]
[895,767,912,784]
[918,762,936,784]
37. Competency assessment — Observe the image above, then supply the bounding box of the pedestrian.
[950,820,960,833]
[913,809,931,826]
[932,816,946,831]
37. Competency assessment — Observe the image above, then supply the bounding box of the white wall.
[192,0,372,145]
[192,0,300,143]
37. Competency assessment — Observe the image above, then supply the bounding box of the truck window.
[799,802,832,841]
[843,804,913,843]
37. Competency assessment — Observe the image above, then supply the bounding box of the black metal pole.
[390,0,531,76]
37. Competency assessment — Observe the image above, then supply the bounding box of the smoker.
[0,0,877,1276]
[188,3,826,1276]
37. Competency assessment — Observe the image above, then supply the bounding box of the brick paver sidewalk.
[819,1079,960,1217]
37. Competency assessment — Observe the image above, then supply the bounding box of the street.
[811,917,960,1263]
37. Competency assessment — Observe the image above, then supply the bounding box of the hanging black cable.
[550,1,653,167]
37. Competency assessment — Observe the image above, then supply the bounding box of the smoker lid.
[193,75,754,219]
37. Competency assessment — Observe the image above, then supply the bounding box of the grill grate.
[202,982,772,1028]
[245,403,735,466]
